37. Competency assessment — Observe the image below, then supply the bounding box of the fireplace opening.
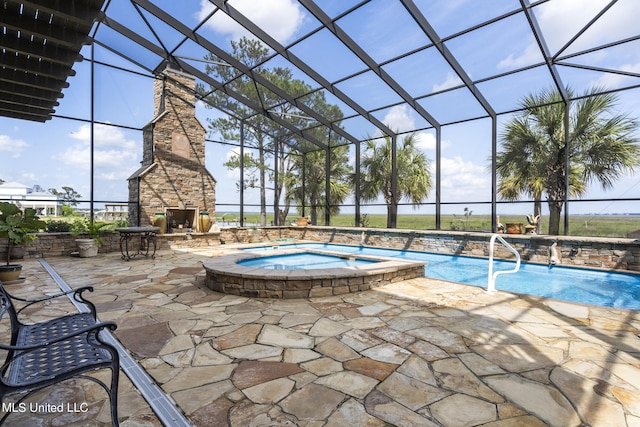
[166,208,197,233]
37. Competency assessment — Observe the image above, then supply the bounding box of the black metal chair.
[0,282,120,426]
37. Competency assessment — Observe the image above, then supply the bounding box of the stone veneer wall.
[206,264,426,299]
[6,233,122,258]
[128,66,216,228]
[218,226,640,272]
[12,232,221,258]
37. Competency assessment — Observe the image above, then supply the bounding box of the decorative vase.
[153,212,167,234]
[198,212,212,233]
[76,239,99,258]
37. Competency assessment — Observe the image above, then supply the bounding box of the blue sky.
[1,0,639,218]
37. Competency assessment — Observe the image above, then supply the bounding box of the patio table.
[115,227,160,261]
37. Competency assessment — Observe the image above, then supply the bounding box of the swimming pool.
[237,252,376,270]
[246,243,640,309]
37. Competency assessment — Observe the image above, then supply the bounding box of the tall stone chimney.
[127,64,216,231]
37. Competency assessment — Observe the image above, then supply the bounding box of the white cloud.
[591,62,640,89]
[382,105,414,132]
[438,156,490,200]
[0,135,29,158]
[497,42,542,70]
[197,0,305,44]
[432,72,463,92]
[20,172,37,182]
[54,124,139,180]
[69,123,137,150]
[96,170,138,181]
[414,132,436,151]
[497,2,640,74]
[536,0,640,55]
[55,146,137,170]
[378,105,446,153]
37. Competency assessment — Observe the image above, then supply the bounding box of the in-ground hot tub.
[237,252,377,270]
[203,248,426,299]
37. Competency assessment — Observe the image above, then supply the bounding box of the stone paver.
[315,371,379,399]
[485,374,581,427]
[430,393,497,427]
[6,246,640,427]
[280,383,345,420]
[258,324,315,348]
[232,360,303,389]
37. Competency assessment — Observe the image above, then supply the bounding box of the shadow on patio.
[2,245,639,426]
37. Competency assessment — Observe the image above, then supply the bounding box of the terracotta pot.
[505,222,523,234]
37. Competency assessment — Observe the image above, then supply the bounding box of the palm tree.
[286,144,352,225]
[360,133,432,228]
[497,86,639,235]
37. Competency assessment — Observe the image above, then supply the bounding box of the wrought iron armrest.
[6,285,94,303]
[11,286,98,319]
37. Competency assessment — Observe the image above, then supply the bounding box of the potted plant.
[0,202,46,282]
[72,218,110,258]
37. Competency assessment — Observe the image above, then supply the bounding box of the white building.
[0,182,62,216]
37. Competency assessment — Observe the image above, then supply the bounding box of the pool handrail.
[487,234,521,293]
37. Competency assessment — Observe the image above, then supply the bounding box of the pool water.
[238,252,375,270]
[246,243,640,309]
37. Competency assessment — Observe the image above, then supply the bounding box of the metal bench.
[0,282,120,426]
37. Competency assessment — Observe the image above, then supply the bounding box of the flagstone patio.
[2,244,639,426]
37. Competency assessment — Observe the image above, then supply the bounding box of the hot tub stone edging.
[203,248,426,299]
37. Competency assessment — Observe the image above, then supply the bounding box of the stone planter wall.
[1,234,122,258]
[12,231,222,259]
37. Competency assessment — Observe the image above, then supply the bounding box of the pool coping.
[202,248,427,298]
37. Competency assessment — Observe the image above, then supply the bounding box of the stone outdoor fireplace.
[128,64,216,232]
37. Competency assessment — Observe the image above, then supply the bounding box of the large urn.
[198,212,212,233]
[153,212,167,234]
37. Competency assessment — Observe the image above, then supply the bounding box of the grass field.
[47,211,638,239]
[231,212,639,238]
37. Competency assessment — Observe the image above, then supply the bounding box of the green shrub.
[45,220,73,232]
[113,219,129,228]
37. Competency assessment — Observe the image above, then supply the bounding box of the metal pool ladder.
[487,234,521,293]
